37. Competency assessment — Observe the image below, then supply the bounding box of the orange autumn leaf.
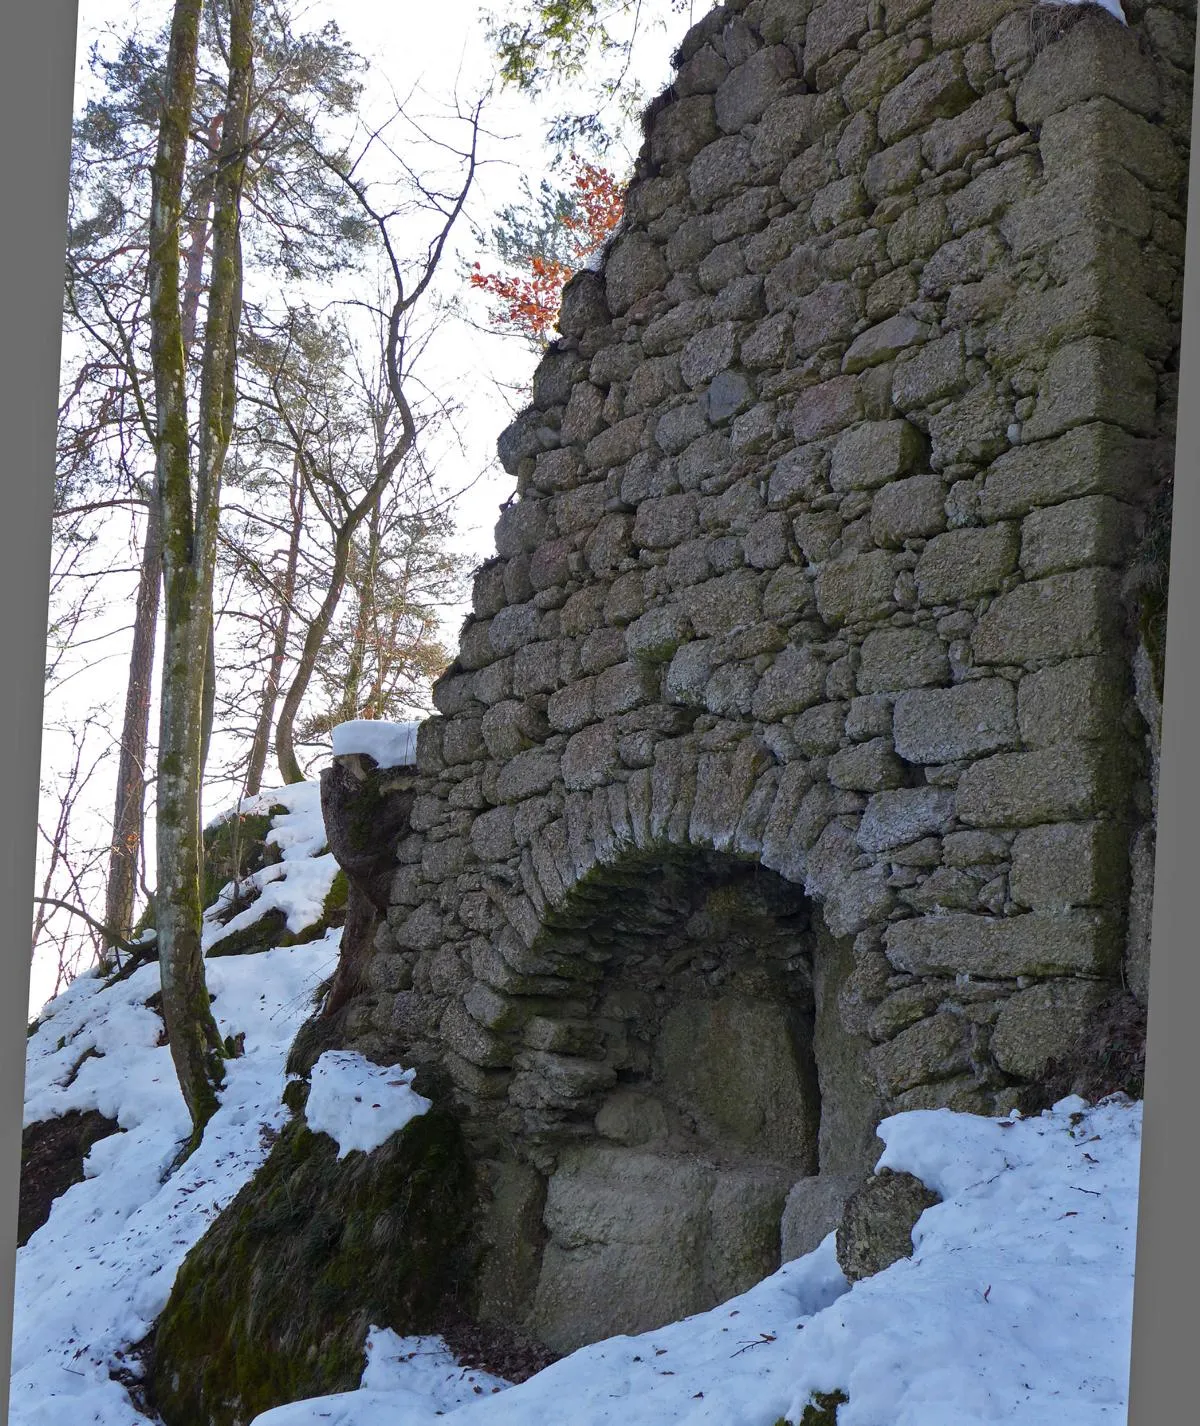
[472,155,624,340]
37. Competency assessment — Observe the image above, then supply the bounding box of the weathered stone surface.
[680,322,738,388]
[870,474,948,546]
[1020,496,1134,579]
[307,0,1179,1363]
[932,0,1027,49]
[864,134,923,201]
[1040,95,1182,193]
[868,1013,973,1098]
[956,743,1127,827]
[1022,339,1158,442]
[836,1169,941,1281]
[657,997,819,1165]
[561,722,620,791]
[634,493,698,549]
[556,270,609,336]
[690,134,753,209]
[893,680,1019,765]
[915,524,1019,606]
[781,1174,862,1264]
[991,979,1114,1080]
[626,605,693,664]
[858,788,956,853]
[532,1147,789,1352]
[877,52,976,146]
[792,376,863,441]
[804,0,870,77]
[829,739,905,793]
[829,420,924,492]
[794,281,862,358]
[751,645,829,720]
[922,89,1014,175]
[858,627,949,694]
[1009,820,1128,913]
[716,46,796,133]
[892,332,968,410]
[815,551,898,626]
[1015,15,1161,127]
[885,910,1121,978]
[1017,657,1127,748]
[973,569,1123,665]
[650,94,720,171]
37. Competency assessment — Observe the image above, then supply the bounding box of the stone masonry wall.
[308,0,1193,1354]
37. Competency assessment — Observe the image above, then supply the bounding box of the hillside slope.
[14,781,1142,1426]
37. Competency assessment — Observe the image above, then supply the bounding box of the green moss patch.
[202,808,285,911]
[776,1390,849,1426]
[322,867,349,922]
[151,1105,475,1426]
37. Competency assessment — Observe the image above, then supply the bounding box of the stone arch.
[454,825,883,1354]
[467,838,872,1351]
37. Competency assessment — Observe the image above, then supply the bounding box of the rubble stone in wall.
[302,0,1188,1354]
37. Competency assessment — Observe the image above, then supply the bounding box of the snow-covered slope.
[15,780,1143,1426]
[254,1097,1140,1426]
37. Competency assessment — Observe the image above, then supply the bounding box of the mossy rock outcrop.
[151,1104,475,1426]
[205,869,348,959]
[202,809,284,911]
[19,1109,120,1246]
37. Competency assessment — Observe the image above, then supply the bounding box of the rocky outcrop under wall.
[291,0,1192,1357]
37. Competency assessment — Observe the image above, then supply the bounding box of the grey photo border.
[0,3,1195,1423]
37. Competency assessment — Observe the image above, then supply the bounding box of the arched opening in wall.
[512,849,829,1354]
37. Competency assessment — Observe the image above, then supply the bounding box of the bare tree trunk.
[272,91,482,783]
[102,113,220,967]
[181,113,222,352]
[274,517,355,786]
[149,0,254,1150]
[340,503,385,722]
[337,541,366,723]
[245,454,303,796]
[103,498,162,961]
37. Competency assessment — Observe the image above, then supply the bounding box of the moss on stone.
[323,867,350,920]
[794,1390,849,1425]
[202,808,284,911]
[206,907,291,959]
[151,1104,475,1426]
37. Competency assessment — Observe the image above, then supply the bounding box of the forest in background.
[35,0,692,1082]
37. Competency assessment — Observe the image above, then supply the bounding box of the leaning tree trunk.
[274,522,354,786]
[102,496,162,963]
[245,455,303,797]
[275,418,409,785]
[148,0,254,1149]
[103,112,222,967]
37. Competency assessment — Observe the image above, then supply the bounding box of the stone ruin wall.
[307,0,1193,1356]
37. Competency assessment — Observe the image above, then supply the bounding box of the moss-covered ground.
[151,1105,475,1426]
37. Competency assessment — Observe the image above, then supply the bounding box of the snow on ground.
[14,938,341,1426]
[304,1052,430,1159]
[204,780,339,952]
[1046,0,1126,22]
[251,1096,1141,1426]
[17,781,1144,1426]
[331,719,421,769]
